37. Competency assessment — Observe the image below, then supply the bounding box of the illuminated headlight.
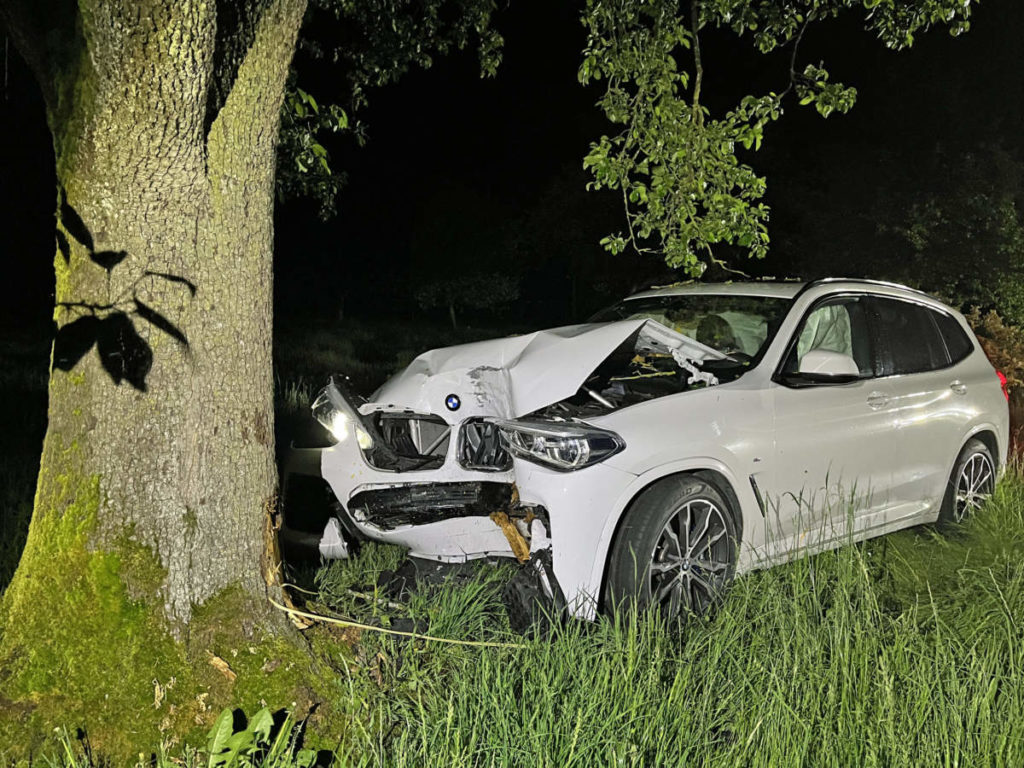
[312,389,373,450]
[497,419,624,472]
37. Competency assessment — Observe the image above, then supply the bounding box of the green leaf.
[226,730,256,755]
[249,708,274,743]
[207,709,234,765]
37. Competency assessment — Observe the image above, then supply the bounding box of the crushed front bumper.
[284,378,640,619]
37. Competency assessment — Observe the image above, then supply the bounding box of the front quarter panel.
[520,378,776,616]
[596,380,774,548]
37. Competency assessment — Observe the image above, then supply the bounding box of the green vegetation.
[580,0,976,274]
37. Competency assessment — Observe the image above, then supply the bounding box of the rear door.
[766,293,901,552]
[865,297,976,517]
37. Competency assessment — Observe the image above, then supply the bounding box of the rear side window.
[870,297,950,376]
[932,310,974,364]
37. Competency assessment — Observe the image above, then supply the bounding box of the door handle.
[950,380,968,396]
[867,391,890,410]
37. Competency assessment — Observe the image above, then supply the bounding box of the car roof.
[624,278,943,306]
[625,280,806,301]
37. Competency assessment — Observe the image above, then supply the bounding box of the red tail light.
[997,370,1010,401]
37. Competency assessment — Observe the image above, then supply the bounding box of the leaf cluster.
[703,0,972,52]
[965,308,1024,397]
[581,0,978,274]
[882,143,1024,324]
[205,707,315,768]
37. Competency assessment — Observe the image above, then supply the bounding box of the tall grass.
[296,475,1024,767]
[29,483,1024,767]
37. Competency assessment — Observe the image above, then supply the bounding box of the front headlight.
[497,418,624,472]
[312,389,374,450]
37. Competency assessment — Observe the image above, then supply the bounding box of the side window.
[931,309,974,365]
[782,296,874,376]
[870,297,950,376]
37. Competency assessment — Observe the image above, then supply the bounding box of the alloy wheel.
[954,451,995,522]
[649,498,732,619]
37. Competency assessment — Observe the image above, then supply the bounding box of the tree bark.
[0,0,311,753]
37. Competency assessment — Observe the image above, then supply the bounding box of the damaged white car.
[285,279,1009,621]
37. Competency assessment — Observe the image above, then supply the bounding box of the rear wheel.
[605,475,739,621]
[938,438,996,526]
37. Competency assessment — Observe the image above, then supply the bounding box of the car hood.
[367,319,724,422]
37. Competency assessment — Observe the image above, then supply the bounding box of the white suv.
[288,279,1009,620]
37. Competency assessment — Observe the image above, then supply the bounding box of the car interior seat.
[695,314,739,352]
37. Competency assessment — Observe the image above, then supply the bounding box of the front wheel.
[605,475,739,621]
[938,438,996,526]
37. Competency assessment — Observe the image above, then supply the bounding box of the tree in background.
[502,163,656,321]
[761,143,1024,325]
[408,181,520,328]
[886,144,1024,324]
[416,273,520,329]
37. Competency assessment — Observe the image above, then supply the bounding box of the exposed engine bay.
[532,325,754,420]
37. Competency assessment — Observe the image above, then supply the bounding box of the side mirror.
[798,349,859,377]
[777,349,862,388]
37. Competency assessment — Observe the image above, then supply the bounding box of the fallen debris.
[207,653,237,682]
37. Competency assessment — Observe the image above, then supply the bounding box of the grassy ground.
[4,320,1024,765]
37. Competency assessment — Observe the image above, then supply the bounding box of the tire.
[937,438,996,527]
[605,474,739,621]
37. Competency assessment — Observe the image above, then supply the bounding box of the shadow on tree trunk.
[51,189,195,392]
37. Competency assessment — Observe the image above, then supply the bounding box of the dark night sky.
[2,0,1022,331]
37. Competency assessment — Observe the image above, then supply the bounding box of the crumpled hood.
[367,319,723,422]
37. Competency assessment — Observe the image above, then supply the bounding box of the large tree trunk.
[0,0,315,755]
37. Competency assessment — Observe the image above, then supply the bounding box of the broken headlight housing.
[312,388,374,450]
[497,419,624,472]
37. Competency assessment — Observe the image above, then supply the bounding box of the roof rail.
[793,277,934,300]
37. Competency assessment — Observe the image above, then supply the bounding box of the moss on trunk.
[0,0,331,757]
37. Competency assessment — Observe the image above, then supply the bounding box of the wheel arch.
[594,464,748,613]
[969,428,1001,469]
[936,426,1002,526]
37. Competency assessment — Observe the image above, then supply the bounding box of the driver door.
[763,294,901,555]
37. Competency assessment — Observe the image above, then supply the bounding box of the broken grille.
[458,418,512,471]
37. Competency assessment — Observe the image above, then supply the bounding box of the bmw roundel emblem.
[445,394,461,412]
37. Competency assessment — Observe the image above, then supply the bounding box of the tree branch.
[780,11,814,100]
[690,0,703,123]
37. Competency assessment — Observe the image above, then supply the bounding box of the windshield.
[591,294,793,359]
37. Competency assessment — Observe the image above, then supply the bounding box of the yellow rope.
[282,582,319,595]
[269,597,527,650]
